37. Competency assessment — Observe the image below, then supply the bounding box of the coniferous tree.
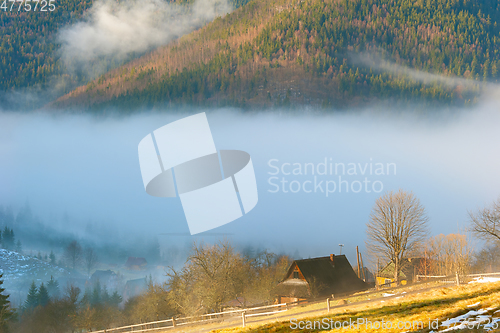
[38,283,50,307]
[0,274,13,333]
[109,291,122,307]
[15,240,22,254]
[1,229,6,247]
[1,228,14,250]
[91,281,101,307]
[24,281,39,311]
[49,251,56,265]
[80,287,92,306]
[101,286,110,305]
[47,276,60,299]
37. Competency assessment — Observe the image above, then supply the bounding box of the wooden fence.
[91,302,289,333]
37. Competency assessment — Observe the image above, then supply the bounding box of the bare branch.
[469,198,500,242]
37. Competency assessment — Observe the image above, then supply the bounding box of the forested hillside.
[0,0,250,109]
[53,0,500,110]
[0,0,93,91]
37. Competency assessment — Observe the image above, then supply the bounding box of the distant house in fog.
[125,257,147,270]
[122,277,148,302]
[273,254,369,303]
[91,270,119,289]
[91,270,115,282]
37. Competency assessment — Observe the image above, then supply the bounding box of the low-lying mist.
[58,0,233,79]
[1,103,499,267]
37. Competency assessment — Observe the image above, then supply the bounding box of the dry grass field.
[211,280,500,333]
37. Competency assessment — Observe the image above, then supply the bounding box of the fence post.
[242,311,246,327]
[172,317,176,327]
[456,272,460,286]
[326,298,330,312]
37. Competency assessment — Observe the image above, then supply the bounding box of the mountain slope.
[53,0,500,110]
[0,0,251,110]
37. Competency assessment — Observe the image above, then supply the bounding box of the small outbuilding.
[273,254,369,303]
[377,257,432,287]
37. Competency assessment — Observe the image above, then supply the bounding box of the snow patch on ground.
[467,302,481,307]
[0,248,72,305]
[484,318,500,331]
[468,277,500,284]
[0,249,69,282]
[439,307,499,332]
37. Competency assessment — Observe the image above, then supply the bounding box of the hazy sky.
[0,104,499,266]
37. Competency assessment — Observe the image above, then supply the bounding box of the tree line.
[0,241,289,332]
[7,278,122,332]
[0,227,21,252]
[0,204,164,269]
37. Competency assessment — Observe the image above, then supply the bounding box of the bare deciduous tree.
[72,305,97,331]
[366,189,429,285]
[166,241,291,316]
[244,251,290,303]
[184,240,245,313]
[469,198,500,242]
[84,247,98,277]
[64,240,82,271]
[472,243,500,273]
[425,233,472,276]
